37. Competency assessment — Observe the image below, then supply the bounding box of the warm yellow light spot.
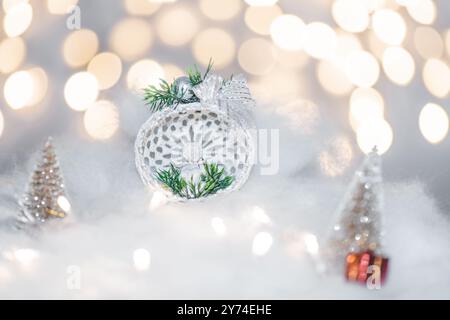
[270,14,305,51]
[357,119,393,154]
[382,47,415,86]
[200,0,241,21]
[367,30,388,59]
[156,7,198,46]
[133,248,151,271]
[349,87,385,131]
[0,110,4,138]
[406,0,436,25]
[57,195,71,213]
[4,71,33,110]
[317,60,353,96]
[27,67,48,106]
[84,100,120,140]
[304,22,337,60]
[419,103,449,144]
[423,59,450,98]
[446,30,450,58]
[276,99,319,134]
[244,5,282,35]
[275,48,309,69]
[332,31,363,66]
[64,72,99,111]
[238,38,276,76]
[87,52,122,90]
[0,37,26,74]
[110,18,153,61]
[345,50,380,88]
[192,28,236,68]
[245,0,278,5]
[3,0,28,13]
[47,0,79,14]
[252,232,273,256]
[372,9,406,45]
[162,64,184,82]
[124,0,160,16]
[249,69,303,103]
[63,29,99,68]
[3,2,33,37]
[414,27,444,59]
[127,59,164,92]
[332,0,369,33]
[319,136,353,177]
[211,217,227,236]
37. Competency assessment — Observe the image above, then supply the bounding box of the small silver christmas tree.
[322,147,388,284]
[17,137,70,227]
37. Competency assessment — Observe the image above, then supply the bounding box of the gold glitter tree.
[322,147,388,284]
[17,138,70,227]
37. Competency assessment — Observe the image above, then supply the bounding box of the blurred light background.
[0,0,449,211]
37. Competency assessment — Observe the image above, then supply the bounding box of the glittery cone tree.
[322,147,388,285]
[17,138,70,228]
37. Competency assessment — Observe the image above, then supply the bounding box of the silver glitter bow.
[192,74,255,108]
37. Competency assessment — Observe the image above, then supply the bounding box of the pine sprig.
[143,80,185,112]
[155,162,234,199]
[187,59,214,86]
[143,59,215,112]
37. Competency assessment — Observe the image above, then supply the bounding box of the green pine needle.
[143,59,215,112]
[155,162,234,199]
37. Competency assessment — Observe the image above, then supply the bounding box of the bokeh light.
[270,14,305,51]
[319,136,353,177]
[4,70,33,110]
[64,72,99,111]
[3,2,33,37]
[372,9,406,45]
[414,27,444,59]
[156,7,198,46]
[57,195,71,213]
[422,59,450,98]
[211,217,227,236]
[200,0,242,21]
[133,248,151,271]
[47,0,79,14]
[406,0,436,25]
[349,87,385,131]
[149,191,168,211]
[419,103,449,144]
[332,31,363,66]
[110,18,153,61]
[251,206,271,225]
[317,60,353,96]
[252,232,273,256]
[27,67,48,106]
[303,22,337,60]
[332,0,369,33]
[238,38,276,76]
[3,0,29,13]
[275,48,309,69]
[382,47,415,86]
[356,118,393,154]
[84,100,120,140]
[245,5,282,35]
[0,37,26,74]
[192,28,236,68]
[245,0,278,6]
[124,0,160,16]
[87,52,123,90]
[162,64,184,82]
[127,59,164,92]
[63,29,99,68]
[446,30,450,58]
[345,50,380,88]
